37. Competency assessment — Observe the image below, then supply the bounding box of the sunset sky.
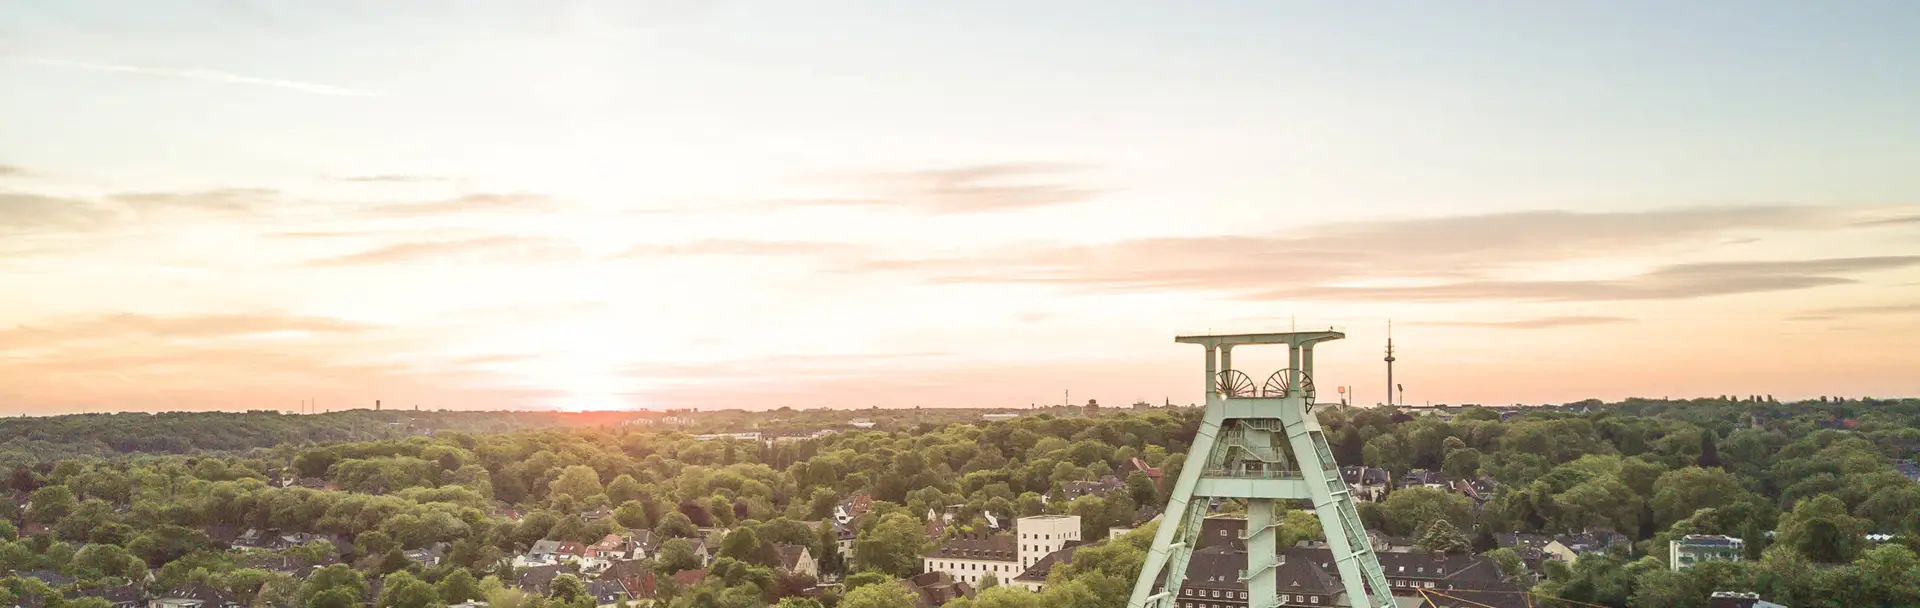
[3,1,1917,414]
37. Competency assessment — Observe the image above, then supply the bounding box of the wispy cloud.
[619,239,858,258]
[856,205,1903,302]
[0,313,371,350]
[19,58,379,97]
[1409,316,1634,329]
[1283,257,1920,302]
[776,163,1100,213]
[112,188,276,215]
[362,193,557,217]
[0,192,113,234]
[333,175,457,184]
[0,165,27,177]
[1788,301,1920,321]
[1856,215,1920,227]
[304,236,580,266]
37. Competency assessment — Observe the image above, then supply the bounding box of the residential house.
[1008,540,1088,592]
[834,494,873,526]
[1401,469,1450,489]
[772,543,820,578]
[1340,466,1391,502]
[584,534,628,560]
[670,569,707,589]
[1671,535,1743,570]
[1129,458,1164,481]
[147,587,237,608]
[1552,530,1630,562]
[585,580,628,608]
[1050,476,1124,502]
[903,572,974,608]
[1494,533,1554,572]
[405,542,450,567]
[527,540,585,564]
[73,584,142,608]
[514,565,564,596]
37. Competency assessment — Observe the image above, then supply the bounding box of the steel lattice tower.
[1127,331,1393,608]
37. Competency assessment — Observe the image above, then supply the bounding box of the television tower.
[1384,320,1396,406]
[1128,330,1393,608]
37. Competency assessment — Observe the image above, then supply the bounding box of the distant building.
[922,515,1082,589]
[773,543,820,578]
[1709,591,1789,608]
[1671,535,1743,570]
[982,413,1019,421]
[1340,466,1390,502]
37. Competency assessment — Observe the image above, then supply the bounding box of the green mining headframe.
[1127,331,1394,608]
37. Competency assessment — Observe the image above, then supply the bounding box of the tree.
[607,475,645,505]
[854,513,932,578]
[839,581,917,608]
[979,571,999,589]
[655,539,702,575]
[376,572,441,608]
[1381,486,1472,537]
[1125,471,1156,506]
[297,564,368,608]
[1415,519,1470,553]
[719,527,765,565]
[814,521,843,577]
[1481,547,1525,580]
[1696,429,1721,469]
[550,465,604,502]
[655,512,698,539]
[1650,467,1766,528]
[1364,434,1412,474]
[26,486,75,523]
[1775,494,1867,564]
[438,569,482,604]
[548,574,587,604]
[1442,448,1483,481]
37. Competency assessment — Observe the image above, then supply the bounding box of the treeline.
[0,396,1916,608]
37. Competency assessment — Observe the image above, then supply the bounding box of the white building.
[1670,534,1743,570]
[921,515,1081,589]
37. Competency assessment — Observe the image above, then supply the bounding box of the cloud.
[1279,257,1920,302]
[619,239,858,258]
[1788,301,1920,321]
[304,235,580,266]
[778,163,1099,213]
[19,58,379,97]
[362,193,557,216]
[334,175,456,184]
[0,165,26,177]
[1856,215,1920,227]
[111,188,276,215]
[0,192,114,234]
[0,313,370,350]
[856,205,1901,300]
[1410,316,1634,329]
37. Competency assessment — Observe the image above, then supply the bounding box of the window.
[1311,597,1320,604]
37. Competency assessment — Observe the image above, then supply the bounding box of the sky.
[2,0,1917,414]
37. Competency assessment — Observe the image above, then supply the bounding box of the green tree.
[1481,547,1526,579]
[548,574,587,604]
[1415,518,1470,553]
[719,527,765,565]
[839,581,917,608]
[853,513,931,578]
[655,512,698,538]
[376,571,441,608]
[606,475,645,505]
[1776,494,1867,564]
[438,568,482,604]
[26,486,75,523]
[655,538,702,575]
[549,466,604,502]
[1650,467,1766,528]
[1381,486,1472,537]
